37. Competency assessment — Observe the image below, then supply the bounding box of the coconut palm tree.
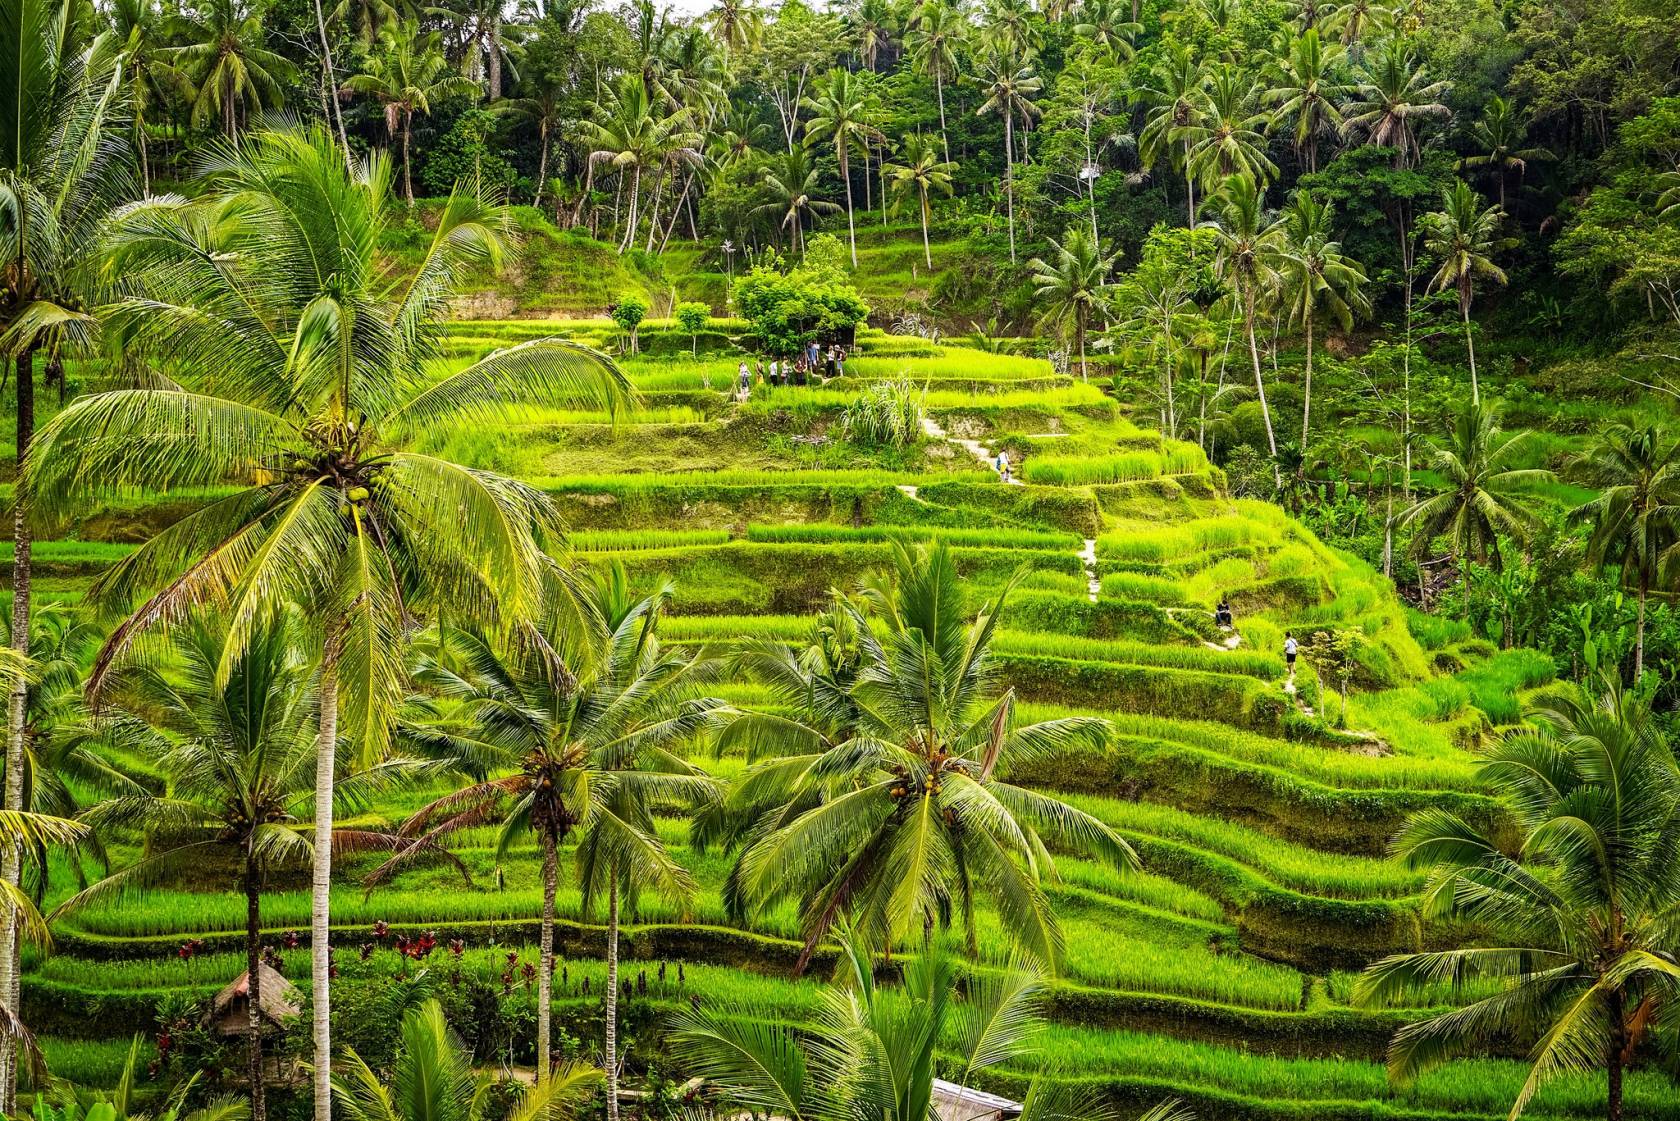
[344,22,476,206]
[52,619,447,1121]
[1266,29,1351,173]
[1136,43,1208,231]
[332,0,400,47]
[754,147,840,254]
[1456,96,1552,212]
[1029,226,1119,380]
[702,542,1135,973]
[1321,0,1389,50]
[1419,179,1506,403]
[1275,190,1369,445]
[368,571,723,1099]
[883,133,955,269]
[850,0,897,69]
[1177,64,1278,192]
[1398,401,1551,618]
[583,76,700,254]
[491,81,568,209]
[335,1000,601,1121]
[672,923,1191,1121]
[906,0,963,160]
[705,0,762,53]
[1072,0,1141,64]
[975,45,1042,263]
[0,3,132,1097]
[1356,681,1680,1121]
[168,0,297,137]
[1341,40,1450,169]
[24,126,633,1121]
[802,69,877,267]
[1568,424,1680,679]
[1203,173,1286,487]
[100,0,189,192]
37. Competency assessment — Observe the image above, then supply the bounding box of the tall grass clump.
[841,378,925,447]
[1025,452,1164,486]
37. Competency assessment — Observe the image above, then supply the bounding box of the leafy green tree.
[802,69,877,267]
[1342,41,1451,169]
[345,22,477,205]
[1419,179,1506,403]
[489,81,568,209]
[731,256,869,356]
[1456,95,1552,212]
[168,0,297,137]
[100,0,188,192]
[1568,424,1680,679]
[1028,225,1119,380]
[1399,401,1550,617]
[371,574,722,1098]
[883,133,956,268]
[583,76,702,254]
[1356,681,1680,1121]
[1275,189,1369,445]
[609,293,649,354]
[335,1001,600,1121]
[1071,0,1140,64]
[24,127,633,1121]
[675,300,710,353]
[1204,173,1285,487]
[703,542,1135,971]
[975,44,1042,262]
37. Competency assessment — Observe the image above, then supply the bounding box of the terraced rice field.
[26,322,1638,1120]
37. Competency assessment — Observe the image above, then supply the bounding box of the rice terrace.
[5,0,1680,1120]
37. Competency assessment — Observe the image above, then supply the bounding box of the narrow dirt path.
[1078,539,1100,603]
[921,415,1023,485]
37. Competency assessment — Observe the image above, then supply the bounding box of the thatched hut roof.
[204,964,301,1035]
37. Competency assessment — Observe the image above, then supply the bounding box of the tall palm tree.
[1266,29,1351,173]
[1568,424,1680,679]
[802,69,877,268]
[24,127,634,1121]
[1356,681,1680,1121]
[168,0,297,137]
[703,543,1135,972]
[906,0,963,160]
[1029,226,1119,380]
[1177,64,1278,192]
[884,133,956,268]
[975,45,1042,263]
[850,0,897,69]
[52,619,442,1121]
[1322,0,1389,50]
[1072,0,1141,64]
[1341,40,1450,169]
[0,2,131,1098]
[369,572,724,1096]
[1203,173,1285,487]
[705,0,762,53]
[335,1001,601,1121]
[984,0,1041,61]
[1456,95,1552,212]
[491,81,567,208]
[754,148,840,254]
[1275,190,1369,445]
[583,77,700,254]
[1398,401,1550,617]
[332,0,400,47]
[672,924,1192,1121]
[1419,179,1506,403]
[1136,43,1208,232]
[344,22,477,206]
[100,0,189,192]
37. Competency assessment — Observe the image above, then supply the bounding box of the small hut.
[931,1079,1023,1121]
[205,963,301,1038]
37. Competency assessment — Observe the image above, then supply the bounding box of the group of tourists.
[1213,595,1298,685]
[734,341,849,402]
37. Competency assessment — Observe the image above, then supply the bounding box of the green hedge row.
[995,655,1289,732]
[999,592,1208,645]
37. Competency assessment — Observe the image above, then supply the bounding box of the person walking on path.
[1284,632,1298,685]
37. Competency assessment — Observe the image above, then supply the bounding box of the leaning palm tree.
[671,924,1191,1121]
[335,1001,601,1121]
[1356,681,1680,1121]
[754,148,841,254]
[703,542,1136,973]
[24,126,634,1121]
[975,44,1043,263]
[884,133,956,268]
[1029,226,1119,380]
[1568,423,1680,679]
[1265,28,1351,174]
[168,0,297,137]
[1419,179,1506,403]
[1341,40,1451,169]
[802,69,878,267]
[1203,173,1286,487]
[1455,96,1552,212]
[52,619,447,1121]
[344,22,477,205]
[370,571,724,1100]
[1398,401,1551,618]
[1274,189,1369,445]
[582,77,699,254]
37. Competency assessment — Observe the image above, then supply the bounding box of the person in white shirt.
[996,450,1011,482]
[1284,633,1298,684]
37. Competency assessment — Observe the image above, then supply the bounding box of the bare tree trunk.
[1462,294,1479,404]
[840,143,857,267]
[920,189,932,268]
[533,123,550,208]
[0,349,32,1114]
[1636,569,1648,680]
[246,850,267,1121]
[1301,315,1314,446]
[537,830,557,1082]
[1244,292,1281,488]
[313,0,352,166]
[488,9,502,100]
[1003,114,1016,263]
[402,117,414,205]
[310,637,340,1121]
[604,872,621,1121]
[936,71,949,162]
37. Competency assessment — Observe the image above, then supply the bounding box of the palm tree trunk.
[1003,114,1016,263]
[1301,315,1313,446]
[1077,306,1088,381]
[1462,292,1478,404]
[402,116,414,205]
[488,10,502,100]
[0,347,33,1114]
[935,71,949,162]
[1244,291,1281,488]
[604,871,621,1121]
[919,189,932,269]
[1636,568,1648,679]
[537,829,558,1082]
[138,124,150,194]
[246,849,267,1121]
[533,123,550,209]
[840,143,857,268]
[619,167,641,254]
[310,636,340,1121]
[312,0,352,166]
[1183,138,1195,231]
